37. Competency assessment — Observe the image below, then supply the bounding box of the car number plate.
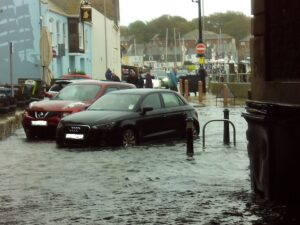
[65,134,84,139]
[31,120,47,126]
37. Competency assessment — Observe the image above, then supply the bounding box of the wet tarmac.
[0,106,298,224]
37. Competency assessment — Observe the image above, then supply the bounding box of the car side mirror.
[141,106,153,115]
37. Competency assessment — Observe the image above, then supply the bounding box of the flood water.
[0,106,298,224]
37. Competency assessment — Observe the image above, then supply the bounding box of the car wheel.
[56,138,65,148]
[24,129,35,139]
[122,129,136,147]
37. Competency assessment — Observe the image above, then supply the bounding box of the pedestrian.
[198,67,207,93]
[105,68,112,81]
[168,67,178,91]
[137,73,144,88]
[126,70,139,87]
[144,73,153,88]
[111,73,120,82]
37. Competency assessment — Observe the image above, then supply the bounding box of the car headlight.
[62,112,72,117]
[92,122,116,130]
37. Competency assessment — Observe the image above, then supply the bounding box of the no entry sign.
[196,43,206,54]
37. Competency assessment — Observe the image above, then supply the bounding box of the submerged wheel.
[121,129,136,147]
[56,138,65,148]
[24,129,35,140]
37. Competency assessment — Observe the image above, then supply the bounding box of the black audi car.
[56,89,200,147]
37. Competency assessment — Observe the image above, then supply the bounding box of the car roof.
[109,88,177,95]
[62,74,92,79]
[66,79,135,87]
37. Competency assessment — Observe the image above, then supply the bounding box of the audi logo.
[69,126,81,133]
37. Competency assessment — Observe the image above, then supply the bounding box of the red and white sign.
[196,43,206,54]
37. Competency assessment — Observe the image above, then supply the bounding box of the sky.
[119,0,251,26]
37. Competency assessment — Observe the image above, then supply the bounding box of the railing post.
[198,81,203,103]
[223,109,230,145]
[186,117,194,160]
[179,79,183,95]
[184,79,189,100]
[223,84,228,107]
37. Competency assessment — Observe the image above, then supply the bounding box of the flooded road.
[0,106,297,224]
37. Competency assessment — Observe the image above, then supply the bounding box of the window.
[162,93,181,108]
[56,21,61,44]
[63,23,67,46]
[141,94,161,109]
[78,22,84,50]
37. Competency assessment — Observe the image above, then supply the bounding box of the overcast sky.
[119,0,251,26]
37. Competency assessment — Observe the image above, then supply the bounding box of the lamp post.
[192,0,205,69]
[192,0,207,94]
[192,0,203,43]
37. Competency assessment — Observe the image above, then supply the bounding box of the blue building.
[0,0,93,85]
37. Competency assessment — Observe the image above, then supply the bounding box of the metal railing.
[209,73,251,83]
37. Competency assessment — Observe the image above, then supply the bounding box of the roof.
[183,29,233,41]
[47,0,119,21]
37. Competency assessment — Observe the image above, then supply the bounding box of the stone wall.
[0,111,23,140]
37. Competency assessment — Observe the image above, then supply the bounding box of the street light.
[191,0,203,43]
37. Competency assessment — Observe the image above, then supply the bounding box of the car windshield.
[53,84,101,101]
[88,93,141,111]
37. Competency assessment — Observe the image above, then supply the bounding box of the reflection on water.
[0,106,298,224]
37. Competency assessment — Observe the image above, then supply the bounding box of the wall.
[92,9,121,80]
[0,0,41,84]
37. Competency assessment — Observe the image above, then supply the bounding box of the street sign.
[196,43,206,54]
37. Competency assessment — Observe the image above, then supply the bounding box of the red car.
[22,80,135,139]
[61,74,92,80]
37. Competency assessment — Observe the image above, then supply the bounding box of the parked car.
[22,80,136,139]
[61,74,92,80]
[56,88,200,147]
[44,79,74,98]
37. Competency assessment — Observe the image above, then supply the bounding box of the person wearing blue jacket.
[168,67,178,91]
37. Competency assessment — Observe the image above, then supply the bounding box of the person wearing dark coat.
[111,73,120,82]
[198,68,207,93]
[105,68,112,80]
[126,70,139,87]
[136,74,144,88]
[145,73,153,88]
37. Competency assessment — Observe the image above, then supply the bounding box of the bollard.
[184,79,189,100]
[179,79,183,95]
[198,81,203,103]
[223,84,228,107]
[223,108,230,145]
[186,117,194,160]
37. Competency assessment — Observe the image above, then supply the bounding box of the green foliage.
[120,11,251,46]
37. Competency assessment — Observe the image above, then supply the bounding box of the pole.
[223,109,230,145]
[104,0,108,70]
[39,0,43,81]
[186,117,194,160]
[197,1,202,43]
[9,42,14,97]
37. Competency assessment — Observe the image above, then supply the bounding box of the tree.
[120,11,251,46]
